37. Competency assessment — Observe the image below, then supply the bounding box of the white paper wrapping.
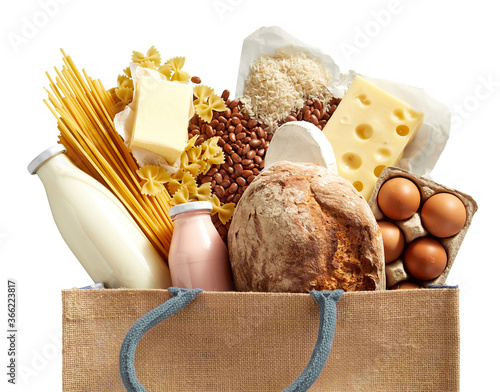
[235,26,451,178]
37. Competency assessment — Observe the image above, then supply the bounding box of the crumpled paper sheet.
[235,26,451,178]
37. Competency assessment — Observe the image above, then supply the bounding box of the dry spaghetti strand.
[44,50,173,260]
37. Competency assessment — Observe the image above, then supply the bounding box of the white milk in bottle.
[28,145,172,288]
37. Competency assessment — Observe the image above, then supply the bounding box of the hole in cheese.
[355,124,373,140]
[356,94,371,106]
[396,124,410,136]
[374,165,386,177]
[341,152,362,170]
[375,147,391,161]
[393,108,406,121]
[353,181,364,192]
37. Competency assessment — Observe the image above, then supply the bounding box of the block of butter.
[130,77,193,164]
[323,75,424,200]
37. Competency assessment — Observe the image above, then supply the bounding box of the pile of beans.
[281,97,342,129]
[188,90,273,240]
[188,90,342,241]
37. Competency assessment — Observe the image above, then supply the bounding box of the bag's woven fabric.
[62,288,459,392]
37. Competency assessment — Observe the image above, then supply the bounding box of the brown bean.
[247,150,256,159]
[304,109,311,121]
[214,173,223,184]
[224,108,232,118]
[247,119,258,128]
[234,163,244,176]
[220,180,231,189]
[214,185,226,199]
[297,112,303,121]
[228,183,239,194]
[313,109,321,119]
[256,127,266,138]
[242,170,253,178]
[229,133,236,143]
[206,167,218,176]
[229,100,238,109]
[247,175,256,183]
[233,194,241,204]
[231,153,242,163]
[252,168,260,175]
[306,99,314,106]
[241,159,253,166]
[242,144,251,156]
[236,177,247,186]
[191,76,201,84]
[285,115,297,122]
[200,176,212,184]
[225,194,235,203]
[205,125,215,138]
[314,99,321,109]
[249,139,261,148]
[217,225,228,237]
[221,90,230,101]
[235,124,243,134]
[223,144,233,154]
[254,155,263,165]
[236,132,246,140]
[257,149,266,157]
[310,114,319,126]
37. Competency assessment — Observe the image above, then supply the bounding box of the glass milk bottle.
[168,201,233,291]
[28,145,172,289]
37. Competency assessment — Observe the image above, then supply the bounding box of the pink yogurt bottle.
[168,201,233,291]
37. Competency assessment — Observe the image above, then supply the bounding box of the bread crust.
[228,162,385,293]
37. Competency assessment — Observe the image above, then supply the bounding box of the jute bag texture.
[62,288,459,392]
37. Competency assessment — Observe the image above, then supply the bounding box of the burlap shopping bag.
[62,287,459,392]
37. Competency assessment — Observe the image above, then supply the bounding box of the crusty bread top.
[228,162,385,293]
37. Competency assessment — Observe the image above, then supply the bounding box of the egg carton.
[368,167,478,288]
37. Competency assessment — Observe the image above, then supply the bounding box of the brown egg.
[377,177,421,220]
[421,193,467,238]
[404,237,447,281]
[390,281,422,290]
[378,221,405,263]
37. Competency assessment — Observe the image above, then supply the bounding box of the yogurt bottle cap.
[169,201,213,218]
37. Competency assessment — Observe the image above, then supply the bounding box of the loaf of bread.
[228,162,385,293]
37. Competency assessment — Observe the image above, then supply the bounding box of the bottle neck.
[36,152,73,183]
[172,209,212,222]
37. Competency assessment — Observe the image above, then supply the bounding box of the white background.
[1,0,499,390]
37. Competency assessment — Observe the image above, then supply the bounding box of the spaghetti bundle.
[44,50,173,261]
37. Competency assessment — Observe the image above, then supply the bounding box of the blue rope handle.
[119,288,343,392]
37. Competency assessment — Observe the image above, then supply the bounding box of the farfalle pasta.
[136,135,234,223]
[166,56,191,82]
[136,165,170,196]
[209,195,235,225]
[132,46,161,67]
